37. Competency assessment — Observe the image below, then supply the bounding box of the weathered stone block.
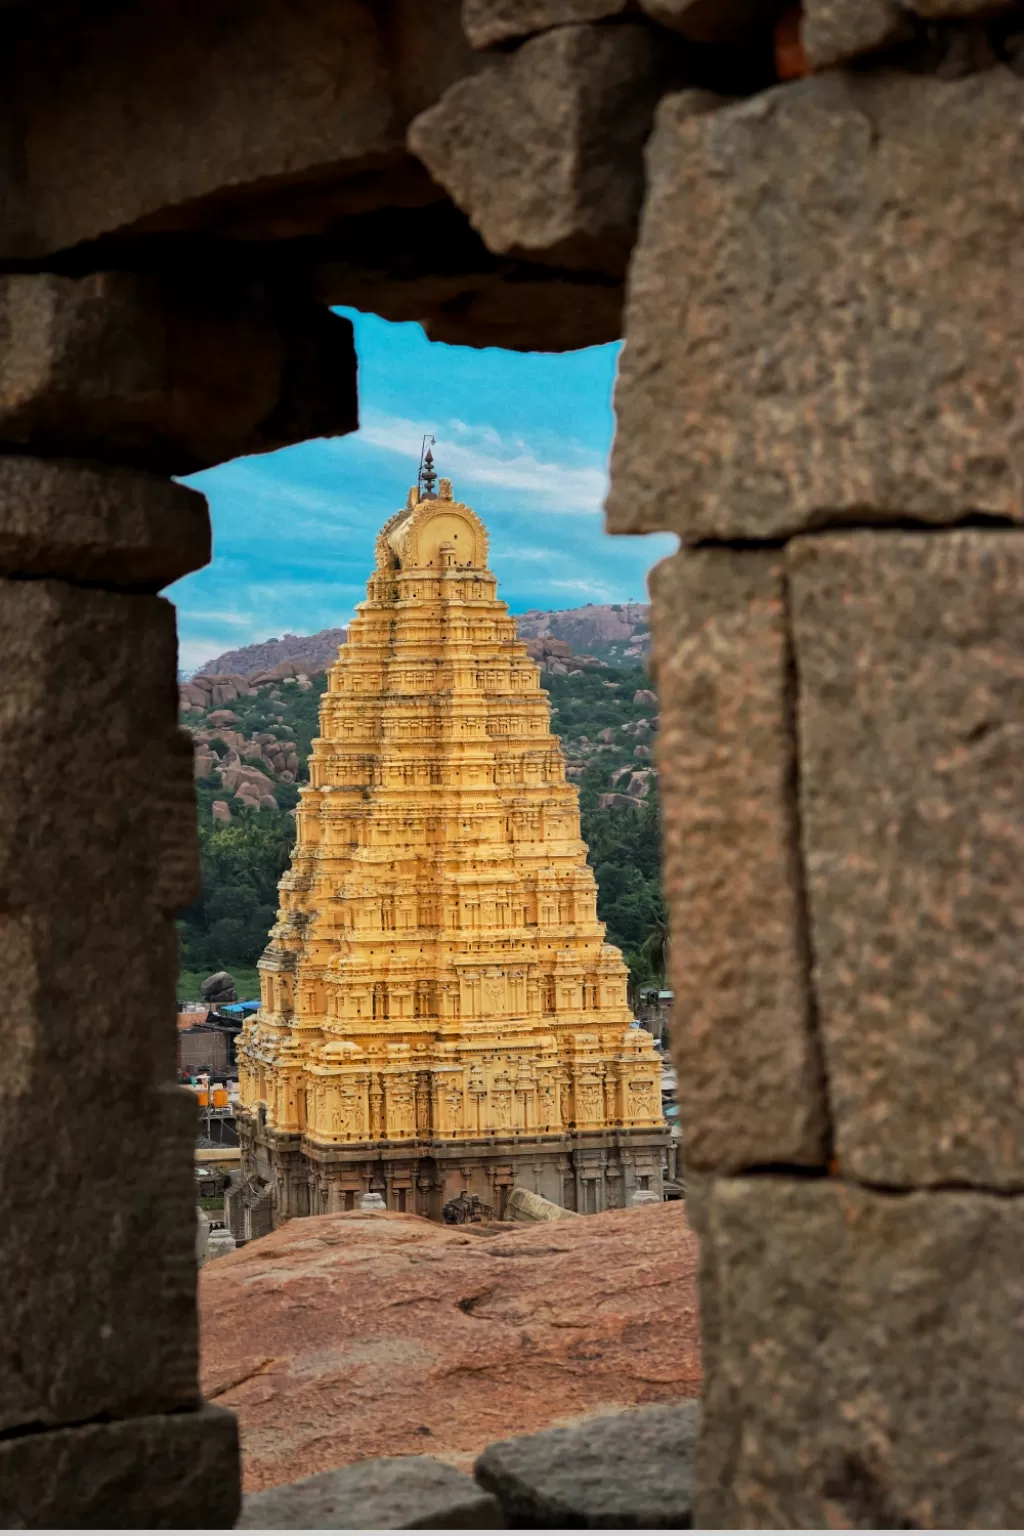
[608,70,1024,539]
[0,579,194,907]
[461,0,628,49]
[239,1456,502,1529]
[801,0,912,68]
[649,550,828,1172]
[790,531,1024,1188]
[0,1079,199,1432]
[475,1400,699,1527]
[0,454,210,587]
[0,1402,240,1528]
[0,272,357,474]
[4,0,399,256]
[692,1176,1024,1529]
[409,24,672,277]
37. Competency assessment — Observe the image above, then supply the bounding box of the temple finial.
[418,433,437,499]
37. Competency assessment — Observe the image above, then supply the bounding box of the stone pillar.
[0,271,357,1527]
[609,64,1024,1530]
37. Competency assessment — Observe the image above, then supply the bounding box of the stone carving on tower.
[236,474,667,1220]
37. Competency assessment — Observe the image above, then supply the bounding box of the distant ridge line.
[193,603,651,679]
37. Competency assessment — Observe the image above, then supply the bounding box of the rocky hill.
[193,628,348,679]
[515,602,650,660]
[199,1203,700,1494]
[192,605,650,679]
[178,643,664,994]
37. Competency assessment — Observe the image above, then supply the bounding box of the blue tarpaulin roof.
[217,1000,260,1013]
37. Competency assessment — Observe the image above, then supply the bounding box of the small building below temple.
[236,474,668,1221]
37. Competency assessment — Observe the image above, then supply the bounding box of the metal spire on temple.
[418,433,437,499]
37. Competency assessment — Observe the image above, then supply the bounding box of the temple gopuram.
[236,468,667,1222]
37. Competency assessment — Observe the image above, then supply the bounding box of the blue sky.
[170,309,676,674]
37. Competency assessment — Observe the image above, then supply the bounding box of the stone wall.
[1,0,1021,1525]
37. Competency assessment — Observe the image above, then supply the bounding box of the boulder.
[633,688,658,706]
[239,1456,501,1530]
[597,793,639,809]
[476,1400,699,1528]
[598,727,615,743]
[408,24,672,278]
[626,770,654,796]
[179,683,208,709]
[206,709,240,726]
[199,1203,701,1494]
[211,801,232,824]
[200,972,236,1004]
[193,753,216,779]
[258,795,278,811]
[633,744,652,760]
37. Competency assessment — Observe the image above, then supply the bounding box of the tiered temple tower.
[236,475,667,1222]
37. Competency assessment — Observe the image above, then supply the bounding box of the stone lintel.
[691,1175,1024,1529]
[650,549,829,1172]
[790,529,1024,1188]
[0,272,357,476]
[608,69,1024,540]
[0,454,210,589]
[0,1403,240,1528]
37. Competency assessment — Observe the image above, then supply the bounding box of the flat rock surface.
[200,1204,700,1493]
[476,1398,700,1527]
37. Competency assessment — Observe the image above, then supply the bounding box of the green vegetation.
[177,661,665,1002]
[543,665,666,997]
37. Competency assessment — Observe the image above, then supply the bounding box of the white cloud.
[547,577,615,599]
[349,413,608,515]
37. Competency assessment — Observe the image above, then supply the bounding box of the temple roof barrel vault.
[237,478,664,1151]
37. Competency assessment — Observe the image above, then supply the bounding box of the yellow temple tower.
[236,471,667,1222]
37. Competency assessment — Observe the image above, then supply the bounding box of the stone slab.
[409,24,670,277]
[608,69,1024,539]
[461,0,629,49]
[0,272,356,474]
[0,1079,200,1432]
[789,530,1024,1188]
[0,578,195,908]
[649,550,828,1172]
[239,1456,502,1529]
[0,1403,240,1528]
[0,454,210,587]
[692,1176,1024,1529]
[801,0,912,68]
[475,1400,699,1527]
